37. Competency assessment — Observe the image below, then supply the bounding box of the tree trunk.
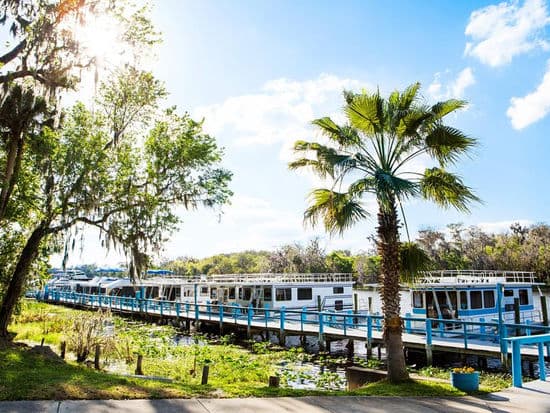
[0,222,48,339]
[377,200,409,382]
[0,133,23,220]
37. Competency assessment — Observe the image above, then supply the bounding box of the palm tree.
[289,83,479,382]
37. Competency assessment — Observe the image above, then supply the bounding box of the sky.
[56,0,550,267]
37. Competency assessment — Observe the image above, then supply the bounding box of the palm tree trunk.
[377,199,409,382]
[0,222,48,339]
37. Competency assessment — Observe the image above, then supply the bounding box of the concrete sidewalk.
[1,380,549,413]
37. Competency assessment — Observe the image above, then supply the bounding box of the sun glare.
[74,13,126,69]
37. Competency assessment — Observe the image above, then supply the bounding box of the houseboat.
[44,271,355,312]
[358,270,544,326]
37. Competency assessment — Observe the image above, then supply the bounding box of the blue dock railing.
[38,290,550,361]
[505,334,550,388]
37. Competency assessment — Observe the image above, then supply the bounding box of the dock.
[41,291,550,367]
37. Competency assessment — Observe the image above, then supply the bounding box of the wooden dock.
[42,291,550,365]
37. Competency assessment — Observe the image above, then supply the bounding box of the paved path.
[1,380,549,413]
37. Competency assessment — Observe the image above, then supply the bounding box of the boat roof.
[141,273,353,286]
[413,270,540,287]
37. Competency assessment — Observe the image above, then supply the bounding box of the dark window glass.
[275,288,292,301]
[483,291,495,308]
[460,291,468,309]
[297,288,312,300]
[228,287,235,299]
[200,286,208,296]
[504,290,514,297]
[335,300,344,311]
[470,291,482,309]
[519,289,529,305]
[264,287,272,301]
[243,287,252,301]
[413,291,423,308]
[210,289,217,299]
[333,286,344,294]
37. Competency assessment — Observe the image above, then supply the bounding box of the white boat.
[137,273,354,311]
[44,271,355,312]
[357,270,545,326]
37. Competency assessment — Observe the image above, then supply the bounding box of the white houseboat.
[358,270,545,325]
[44,272,355,312]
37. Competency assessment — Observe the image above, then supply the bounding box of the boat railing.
[203,273,353,284]
[139,273,354,285]
[416,270,537,285]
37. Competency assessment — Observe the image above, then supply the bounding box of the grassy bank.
[0,300,510,400]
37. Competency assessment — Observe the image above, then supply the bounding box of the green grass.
[0,345,210,400]
[1,300,513,400]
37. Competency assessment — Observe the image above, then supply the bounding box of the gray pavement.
[0,380,549,413]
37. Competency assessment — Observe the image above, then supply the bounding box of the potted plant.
[450,366,479,392]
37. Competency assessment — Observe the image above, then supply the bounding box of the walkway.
[1,380,549,413]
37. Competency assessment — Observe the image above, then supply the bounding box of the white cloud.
[427,68,476,100]
[464,0,550,67]
[476,219,533,233]
[507,59,550,128]
[195,73,371,151]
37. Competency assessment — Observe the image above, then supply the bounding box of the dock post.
[279,307,286,345]
[94,344,101,370]
[300,306,307,332]
[514,298,521,336]
[353,293,358,325]
[366,315,372,358]
[247,304,253,338]
[219,305,224,336]
[318,311,325,351]
[541,296,549,326]
[425,319,433,366]
[496,283,509,367]
[60,341,66,359]
[538,342,546,381]
[405,313,411,334]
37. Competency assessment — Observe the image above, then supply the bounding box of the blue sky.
[59,0,550,266]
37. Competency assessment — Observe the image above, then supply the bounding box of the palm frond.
[311,117,361,147]
[345,92,384,135]
[304,188,368,235]
[420,168,480,212]
[290,141,357,178]
[425,125,476,166]
[400,242,432,284]
[374,168,419,200]
[430,99,467,120]
[397,82,421,110]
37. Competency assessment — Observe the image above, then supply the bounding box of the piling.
[94,344,101,370]
[346,339,354,360]
[514,298,521,336]
[268,376,280,387]
[60,341,66,359]
[135,354,144,375]
[201,365,210,385]
[541,296,549,326]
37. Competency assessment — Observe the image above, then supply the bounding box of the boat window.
[335,300,344,311]
[504,290,514,297]
[275,288,292,301]
[243,287,252,301]
[263,287,272,301]
[297,288,312,300]
[470,291,482,309]
[483,291,495,308]
[333,286,344,294]
[412,291,423,308]
[519,289,529,305]
[210,289,217,299]
[200,286,208,296]
[228,287,235,299]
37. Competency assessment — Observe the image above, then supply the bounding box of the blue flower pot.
[450,371,479,392]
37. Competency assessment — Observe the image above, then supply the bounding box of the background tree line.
[158,222,550,285]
